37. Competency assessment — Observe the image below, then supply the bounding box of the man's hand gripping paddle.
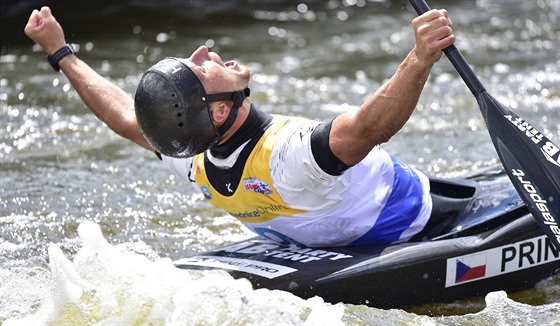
[409,0,560,250]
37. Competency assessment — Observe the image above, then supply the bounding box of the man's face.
[180,46,251,95]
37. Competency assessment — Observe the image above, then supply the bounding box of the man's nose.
[190,46,210,64]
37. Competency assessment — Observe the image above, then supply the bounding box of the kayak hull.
[175,166,560,308]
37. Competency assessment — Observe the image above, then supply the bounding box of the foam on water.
[436,291,560,326]
[2,221,559,325]
[4,221,345,326]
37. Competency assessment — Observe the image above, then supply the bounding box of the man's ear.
[209,102,232,125]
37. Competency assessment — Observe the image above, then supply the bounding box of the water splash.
[436,291,560,326]
[4,221,345,326]
[3,221,559,325]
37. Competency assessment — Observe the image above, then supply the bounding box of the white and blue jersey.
[161,114,432,247]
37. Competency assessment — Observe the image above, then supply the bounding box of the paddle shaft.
[409,0,560,250]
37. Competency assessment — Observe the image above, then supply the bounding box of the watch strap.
[47,44,75,72]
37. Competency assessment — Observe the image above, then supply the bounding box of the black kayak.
[175,165,560,309]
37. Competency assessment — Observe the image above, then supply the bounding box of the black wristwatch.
[47,44,76,72]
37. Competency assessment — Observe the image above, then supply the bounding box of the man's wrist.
[46,44,76,72]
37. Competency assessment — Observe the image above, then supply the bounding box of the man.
[25,6,455,247]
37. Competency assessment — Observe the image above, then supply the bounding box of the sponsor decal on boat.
[175,256,297,279]
[218,241,354,263]
[446,235,560,287]
[176,241,354,278]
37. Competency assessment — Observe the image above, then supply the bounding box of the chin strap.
[204,87,250,137]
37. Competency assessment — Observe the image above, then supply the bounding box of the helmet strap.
[204,87,250,137]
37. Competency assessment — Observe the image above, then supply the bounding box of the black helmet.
[134,57,250,158]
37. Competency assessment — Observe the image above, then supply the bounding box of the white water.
[3,221,346,326]
[3,221,559,326]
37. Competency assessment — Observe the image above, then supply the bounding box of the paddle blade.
[477,92,560,249]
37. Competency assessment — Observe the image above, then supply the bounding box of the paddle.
[409,0,560,250]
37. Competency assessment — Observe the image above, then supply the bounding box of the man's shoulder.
[270,114,320,133]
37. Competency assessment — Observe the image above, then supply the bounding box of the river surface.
[1,0,559,325]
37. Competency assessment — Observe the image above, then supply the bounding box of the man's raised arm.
[329,9,455,166]
[24,6,154,152]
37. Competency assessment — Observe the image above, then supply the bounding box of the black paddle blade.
[478,92,560,249]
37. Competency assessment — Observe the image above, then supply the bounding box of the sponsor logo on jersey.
[229,203,288,219]
[200,186,212,200]
[243,177,273,195]
[446,235,560,287]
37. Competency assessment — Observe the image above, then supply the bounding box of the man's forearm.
[59,55,152,150]
[330,47,433,166]
[357,47,432,143]
[329,9,454,166]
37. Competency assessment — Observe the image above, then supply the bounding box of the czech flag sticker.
[446,252,488,287]
[455,253,487,283]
